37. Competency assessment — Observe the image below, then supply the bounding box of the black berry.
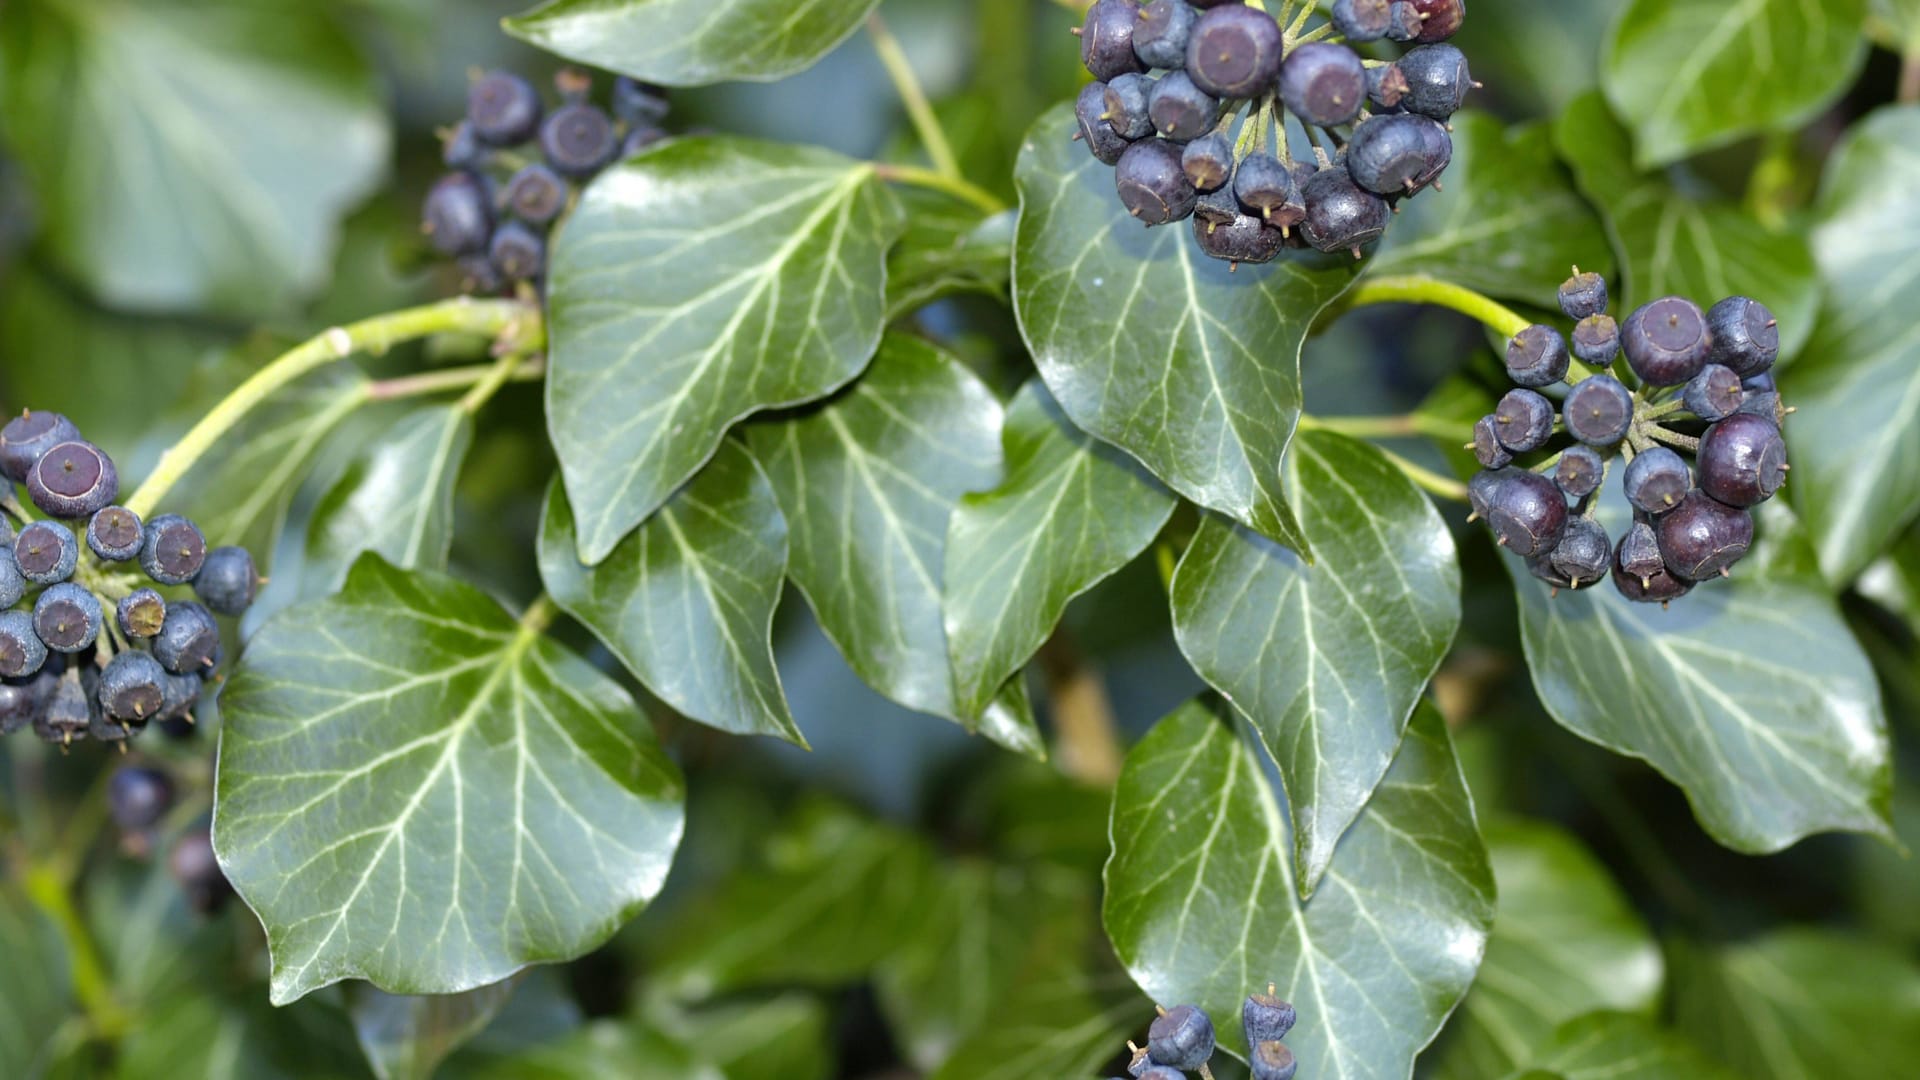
[158,671,203,724]
[1683,364,1744,422]
[504,163,568,226]
[442,121,485,170]
[98,651,167,723]
[1555,444,1605,499]
[1696,412,1787,507]
[36,665,91,745]
[1558,268,1609,320]
[0,671,48,735]
[540,103,617,179]
[1623,446,1690,515]
[140,514,207,586]
[117,588,168,639]
[1187,5,1284,99]
[0,610,47,679]
[1081,0,1147,81]
[1076,83,1134,165]
[1147,71,1221,141]
[468,70,542,146]
[1279,42,1366,126]
[1116,139,1198,225]
[1347,113,1442,195]
[0,554,21,610]
[1705,295,1779,377]
[1300,166,1390,256]
[1191,208,1287,266]
[611,76,670,126]
[169,828,232,914]
[1548,516,1611,589]
[1487,470,1567,557]
[1563,374,1634,447]
[1505,324,1570,387]
[1332,0,1393,42]
[193,546,260,616]
[1396,44,1472,119]
[1181,131,1236,192]
[1242,992,1296,1043]
[1622,296,1711,386]
[0,411,81,483]
[1367,62,1411,110]
[109,765,175,832]
[14,520,79,585]
[422,172,493,257]
[1134,0,1198,69]
[1472,415,1513,469]
[1613,542,1693,604]
[1493,388,1554,452]
[1386,1,1425,42]
[489,220,546,282]
[1407,0,1465,42]
[1657,491,1753,580]
[1104,74,1155,140]
[1251,1040,1299,1080]
[1232,152,1295,221]
[87,506,144,562]
[34,583,101,654]
[1147,1004,1215,1069]
[154,602,220,674]
[1572,314,1620,364]
[27,440,118,519]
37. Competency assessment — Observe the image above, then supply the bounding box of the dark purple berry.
[1147,1004,1215,1069]
[1082,0,1147,81]
[0,610,47,679]
[1613,542,1692,604]
[1472,416,1512,469]
[1347,113,1441,195]
[117,589,167,639]
[1182,131,1236,192]
[1396,44,1472,119]
[1562,374,1633,446]
[1194,186,1241,226]
[1572,314,1620,364]
[540,102,617,179]
[158,672,203,724]
[1697,412,1787,507]
[1407,0,1465,42]
[110,766,174,832]
[1487,470,1567,557]
[0,555,21,609]
[87,506,143,562]
[611,77,670,126]
[489,220,546,282]
[1147,71,1221,141]
[1333,0,1394,42]
[442,122,485,170]
[1555,444,1605,499]
[1468,467,1511,520]
[467,70,542,146]
[1623,447,1690,515]
[1549,516,1610,588]
[1232,152,1294,220]
[27,440,117,519]
[1251,1040,1299,1080]
[1076,83,1134,165]
[1300,166,1390,256]
[1494,388,1554,452]
[0,411,81,483]
[1191,209,1287,266]
[1657,491,1753,580]
[140,514,207,586]
[1242,992,1296,1043]
[0,671,51,735]
[34,583,100,653]
[1506,324,1570,387]
[193,546,260,616]
[1558,268,1609,320]
[1683,364,1744,422]
[154,602,220,675]
[504,163,568,226]
[98,650,167,722]
[422,172,493,257]
[14,520,79,585]
[1115,139,1198,225]
[1104,74,1155,140]
[169,828,232,915]
[1134,0,1198,69]
[1705,295,1779,377]
[36,666,90,745]
[1279,42,1366,126]
[1622,296,1711,386]
[1187,5,1284,99]
[1367,62,1410,110]
[1386,1,1425,41]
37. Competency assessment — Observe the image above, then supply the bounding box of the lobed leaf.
[505,0,879,87]
[307,404,473,592]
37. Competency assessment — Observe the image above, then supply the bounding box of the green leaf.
[886,190,1015,319]
[504,0,879,87]
[1602,0,1868,168]
[1105,698,1496,1071]
[1870,0,1920,48]
[465,1021,720,1080]
[306,404,473,591]
[545,136,904,564]
[350,980,519,1080]
[643,994,835,1080]
[1517,1012,1736,1080]
[215,554,686,1005]
[537,441,803,744]
[1427,818,1664,1080]
[1783,106,1920,585]
[1506,493,1891,854]
[1373,113,1613,311]
[1669,928,1920,1079]
[0,888,69,1079]
[1171,430,1460,895]
[0,0,387,317]
[1012,103,1360,551]
[943,380,1177,722]
[927,970,1143,1080]
[1553,90,1818,359]
[118,990,367,1080]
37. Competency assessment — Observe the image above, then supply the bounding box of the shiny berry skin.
[1572,314,1620,364]
[1468,468,1510,521]
[0,411,81,483]
[1368,62,1410,110]
[169,828,233,915]
[27,440,118,519]
[1242,992,1296,1043]
[1279,42,1366,126]
[1472,415,1513,469]
[1396,44,1471,119]
[540,103,617,179]
[1549,517,1611,588]
[1347,113,1439,195]
[1487,470,1567,557]
[504,163,568,226]
[1181,131,1236,192]
[1494,388,1554,452]
[1147,71,1221,141]
[1082,0,1147,81]
[1116,139,1198,225]
[1251,1040,1299,1080]
[1407,0,1466,42]
[1563,374,1634,447]
[1555,444,1605,499]
[1332,0,1393,41]
[1622,296,1711,386]
[422,172,493,257]
[36,667,91,745]
[1657,491,1753,580]
[34,583,101,653]
[1623,446,1690,515]
[87,506,144,562]
[0,610,47,679]
[194,546,260,616]
[154,602,221,675]
[1187,5,1285,99]
[140,514,207,586]
[0,555,21,610]
[610,77,670,126]
[1299,166,1390,255]
[1134,0,1198,69]
[117,588,168,639]
[1506,324,1570,387]
[1683,364,1744,422]
[467,70,542,145]
[1232,152,1294,220]
[1612,548,1693,603]
[1697,412,1787,507]
[1559,269,1609,320]
[0,672,45,735]
[109,766,175,832]
[1705,295,1779,377]
[14,521,79,585]
[1191,209,1287,266]
[1194,186,1241,227]
[1076,83,1133,165]
[1104,74,1154,140]
[99,650,168,722]
[1386,1,1424,41]
[489,220,546,282]
[1617,520,1664,580]
[158,671,203,724]
[1147,1004,1216,1069]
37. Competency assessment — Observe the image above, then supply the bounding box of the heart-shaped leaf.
[545,136,903,564]
[307,404,473,591]
[0,0,387,317]
[1603,0,1868,168]
[1513,1012,1736,1080]
[538,440,802,744]
[1012,104,1360,552]
[215,554,686,1004]
[1105,698,1495,1074]
[943,380,1177,723]
[505,0,879,87]
[1782,106,1920,584]
[1554,91,1818,359]
[1172,430,1460,895]
[1373,113,1613,311]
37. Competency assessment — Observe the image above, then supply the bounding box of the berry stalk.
[24,862,126,1038]
[866,13,964,183]
[1338,274,1529,338]
[365,355,548,404]
[871,162,1008,215]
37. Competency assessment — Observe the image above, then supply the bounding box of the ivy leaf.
[943,380,1176,723]
[0,889,69,1078]
[349,980,519,1080]
[1105,698,1496,1073]
[1373,113,1613,311]
[1783,106,1920,585]
[886,190,1015,319]
[307,404,473,591]
[1012,103,1359,552]
[1516,1012,1737,1080]
[1669,928,1920,1079]
[118,990,367,1080]
[0,0,387,317]
[644,995,835,1080]
[215,554,686,1005]
[1553,90,1818,360]
[504,0,879,87]
[1171,430,1460,895]
[464,1021,721,1080]
[1602,0,1868,168]
[537,441,802,744]
[1506,493,1891,854]
[1426,818,1665,1080]
[545,136,903,564]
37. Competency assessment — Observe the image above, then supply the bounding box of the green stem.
[24,863,125,1038]
[871,162,1007,216]
[1378,446,1468,503]
[366,356,546,404]
[519,593,557,636]
[1642,424,1700,452]
[124,298,536,521]
[458,349,536,414]
[1338,275,1530,338]
[867,14,964,183]
[1299,412,1472,443]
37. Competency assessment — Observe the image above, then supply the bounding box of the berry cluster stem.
[866,14,964,183]
[1337,275,1530,339]
[23,860,125,1038]
[871,162,1008,216]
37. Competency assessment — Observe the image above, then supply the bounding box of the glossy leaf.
[505,0,879,87]
[350,980,519,1080]
[537,441,803,744]
[1172,430,1460,895]
[1554,91,1817,359]
[1518,1012,1736,1080]
[1012,104,1360,551]
[215,554,686,1004]
[944,380,1177,722]
[1428,818,1664,1080]
[887,191,1015,318]
[307,404,473,591]
[1669,928,1920,1079]
[1105,698,1496,1073]
[1603,0,1867,167]
[0,0,386,317]
[1784,106,1920,584]
[1374,113,1613,311]
[545,136,903,564]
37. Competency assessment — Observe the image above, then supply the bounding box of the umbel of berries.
[1110,984,1299,1080]
[423,69,675,294]
[1467,268,1790,606]
[1072,0,1475,268]
[0,409,263,748]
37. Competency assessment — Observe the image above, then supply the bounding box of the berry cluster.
[421,69,673,293]
[0,412,259,747]
[1072,0,1473,268]
[1469,271,1789,605]
[1110,986,1299,1080]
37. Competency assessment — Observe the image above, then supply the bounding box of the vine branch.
[867,13,964,183]
[1335,275,1530,339]
[872,162,1008,216]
